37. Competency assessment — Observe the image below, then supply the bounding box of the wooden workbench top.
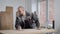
[0,29,55,34]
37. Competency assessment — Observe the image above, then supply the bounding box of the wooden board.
[0,29,56,34]
[0,6,13,30]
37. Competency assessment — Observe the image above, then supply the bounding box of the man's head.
[18,6,25,16]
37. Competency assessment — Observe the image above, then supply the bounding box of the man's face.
[18,7,24,14]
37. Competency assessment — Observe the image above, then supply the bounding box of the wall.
[31,0,37,13]
[40,0,46,26]
[0,0,25,11]
[54,0,60,34]
[25,0,31,13]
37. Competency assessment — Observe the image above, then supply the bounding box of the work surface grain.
[0,29,55,34]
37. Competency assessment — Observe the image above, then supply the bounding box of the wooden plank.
[0,29,56,34]
[0,6,13,30]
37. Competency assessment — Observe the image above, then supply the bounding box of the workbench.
[0,29,55,34]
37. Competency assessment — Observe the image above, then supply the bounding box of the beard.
[19,11,25,17]
[20,13,23,16]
